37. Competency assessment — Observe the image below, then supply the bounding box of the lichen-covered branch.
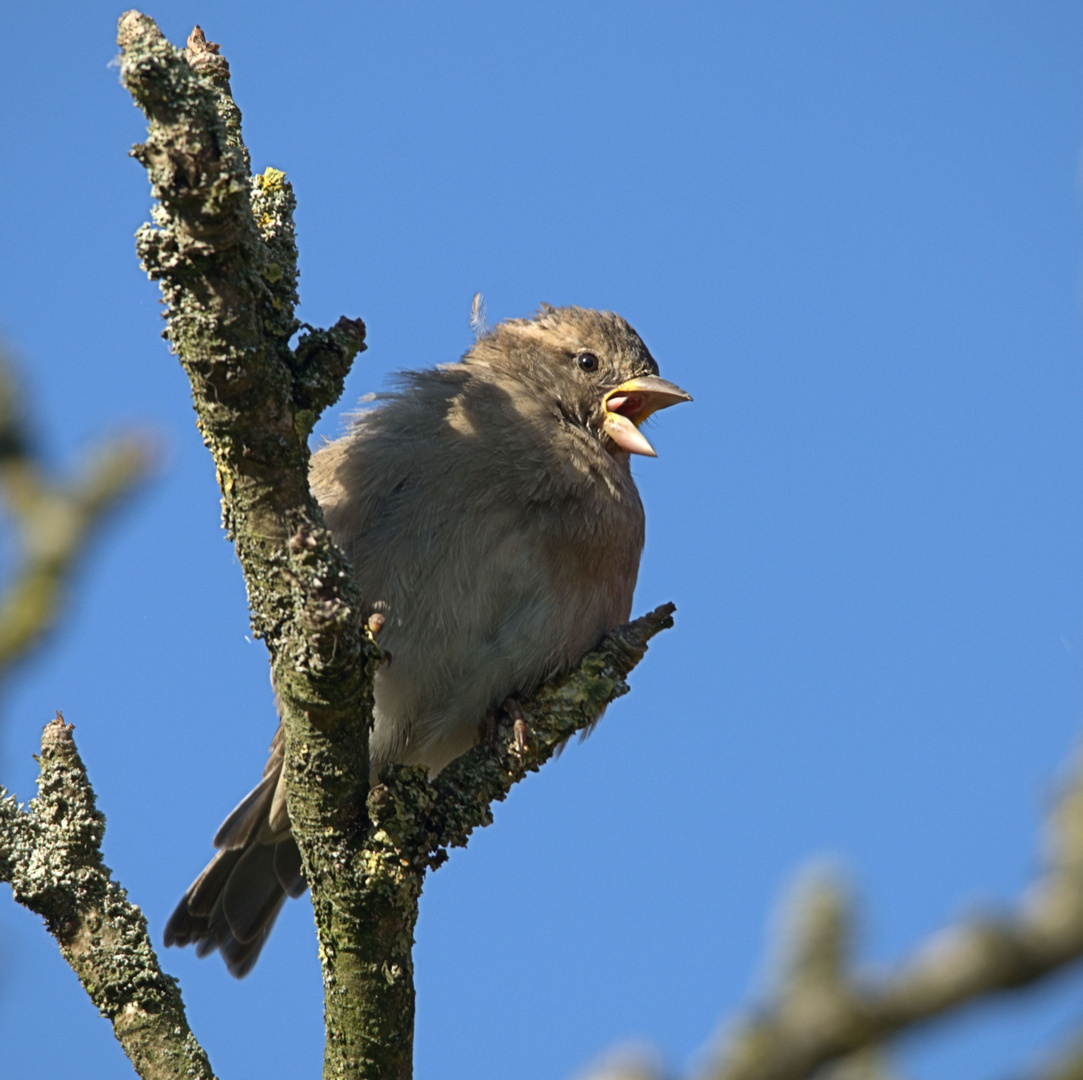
[118,13,380,1075]
[0,354,148,675]
[374,602,677,867]
[306,604,674,1080]
[118,11,368,663]
[0,716,215,1080]
[118,13,674,1080]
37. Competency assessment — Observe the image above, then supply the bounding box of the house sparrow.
[163,305,690,975]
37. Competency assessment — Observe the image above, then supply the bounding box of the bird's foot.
[502,697,530,752]
[478,699,530,754]
[480,708,500,746]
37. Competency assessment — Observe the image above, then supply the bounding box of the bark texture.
[117,13,673,1078]
[0,716,216,1080]
[2,12,1082,1080]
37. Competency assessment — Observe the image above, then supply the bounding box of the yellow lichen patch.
[215,465,234,495]
[258,166,286,192]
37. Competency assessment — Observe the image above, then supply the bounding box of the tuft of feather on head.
[469,292,489,341]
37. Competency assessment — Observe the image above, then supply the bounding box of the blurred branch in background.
[1014,1031,1083,1080]
[581,746,1083,1080]
[1038,1036,1083,1080]
[0,348,149,678]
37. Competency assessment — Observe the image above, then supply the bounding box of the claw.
[502,697,530,752]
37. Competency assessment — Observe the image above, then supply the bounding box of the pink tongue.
[606,394,644,418]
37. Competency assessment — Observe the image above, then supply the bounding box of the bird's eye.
[577,352,599,372]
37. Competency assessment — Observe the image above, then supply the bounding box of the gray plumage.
[164,305,689,976]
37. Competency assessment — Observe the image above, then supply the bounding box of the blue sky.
[2,3,1083,1078]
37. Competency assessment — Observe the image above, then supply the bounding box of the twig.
[379,603,678,865]
[0,715,216,1080]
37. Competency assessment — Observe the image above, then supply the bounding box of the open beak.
[602,375,692,457]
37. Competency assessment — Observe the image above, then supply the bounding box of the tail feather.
[222,842,290,943]
[204,888,287,978]
[184,847,243,920]
[164,724,307,977]
[212,771,277,849]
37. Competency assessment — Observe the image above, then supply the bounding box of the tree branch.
[0,715,215,1080]
[377,602,677,867]
[118,13,673,1079]
[307,603,675,1080]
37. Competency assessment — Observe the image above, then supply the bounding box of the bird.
[163,304,690,976]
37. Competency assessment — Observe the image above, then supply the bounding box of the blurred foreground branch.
[0,355,148,676]
[702,749,1083,1080]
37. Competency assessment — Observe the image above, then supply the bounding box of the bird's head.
[467,305,691,458]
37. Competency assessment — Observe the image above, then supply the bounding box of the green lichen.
[117,12,672,1080]
[0,717,217,1080]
